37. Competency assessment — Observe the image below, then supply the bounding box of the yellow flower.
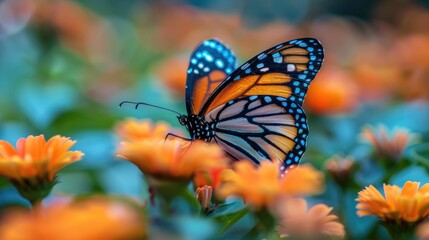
[275,198,345,239]
[216,161,324,210]
[356,181,429,222]
[361,125,414,161]
[115,119,174,142]
[0,197,146,240]
[117,139,228,181]
[0,135,83,203]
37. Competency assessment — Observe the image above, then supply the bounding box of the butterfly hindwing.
[186,39,237,115]
[199,38,324,115]
[205,95,308,169]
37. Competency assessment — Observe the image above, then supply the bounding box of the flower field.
[0,1,429,239]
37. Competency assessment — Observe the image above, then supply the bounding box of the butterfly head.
[177,115,189,126]
[178,114,214,141]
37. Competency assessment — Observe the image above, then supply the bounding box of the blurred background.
[1,0,429,238]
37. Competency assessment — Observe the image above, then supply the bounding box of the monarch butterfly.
[177,38,324,170]
[121,38,324,170]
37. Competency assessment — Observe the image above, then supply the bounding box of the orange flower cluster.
[0,135,83,182]
[137,3,294,57]
[144,2,429,110]
[0,198,146,240]
[141,3,296,98]
[356,181,429,222]
[216,161,324,209]
[275,198,345,239]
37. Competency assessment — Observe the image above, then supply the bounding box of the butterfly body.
[178,114,215,141]
[180,38,324,169]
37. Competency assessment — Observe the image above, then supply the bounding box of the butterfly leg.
[164,133,194,154]
[164,133,191,142]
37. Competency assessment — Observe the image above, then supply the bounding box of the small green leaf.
[177,188,201,215]
[210,201,245,217]
[213,204,249,235]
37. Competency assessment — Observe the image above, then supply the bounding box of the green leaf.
[408,143,429,169]
[177,188,201,215]
[49,105,120,135]
[213,204,249,235]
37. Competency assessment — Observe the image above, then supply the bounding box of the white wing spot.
[287,64,296,72]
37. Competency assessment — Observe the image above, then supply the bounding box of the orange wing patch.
[281,47,308,55]
[283,56,309,64]
[192,70,227,114]
[267,45,310,72]
[204,73,292,114]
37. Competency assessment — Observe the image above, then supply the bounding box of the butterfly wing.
[199,38,324,116]
[205,95,308,169]
[185,39,237,115]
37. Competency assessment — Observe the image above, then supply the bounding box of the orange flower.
[193,166,226,190]
[325,155,356,186]
[305,67,359,115]
[0,197,146,240]
[154,55,188,97]
[0,135,83,181]
[275,198,345,239]
[117,139,228,181]
[356,181,429,222]
[361,125,414,161]
[350,40,404,101]
[115,119,174,142]
[0,135,83,203]
[216,161,324,210]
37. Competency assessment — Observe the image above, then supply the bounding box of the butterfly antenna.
[119,101,182,116]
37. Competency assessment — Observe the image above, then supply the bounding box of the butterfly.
[175,38,324,170]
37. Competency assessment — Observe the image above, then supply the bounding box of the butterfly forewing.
[199,38,324,116]
[205,95,308,168]
[185,39,237,115]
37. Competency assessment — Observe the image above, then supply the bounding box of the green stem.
[30,199,42,210]
[381,220,420,240]
[337,186,346,226]
[244,209,276,239]
[146,176,198,216]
